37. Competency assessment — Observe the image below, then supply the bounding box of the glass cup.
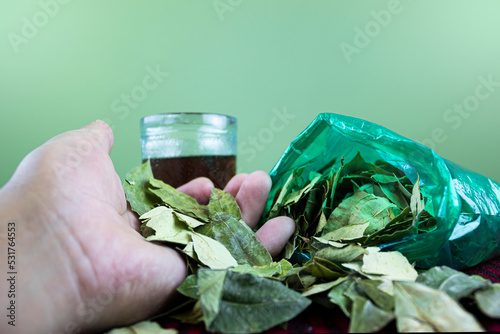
[140,113,237,189]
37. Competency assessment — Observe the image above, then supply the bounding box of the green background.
[1,0,500,187]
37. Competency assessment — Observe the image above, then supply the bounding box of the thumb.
[80,120,114,154]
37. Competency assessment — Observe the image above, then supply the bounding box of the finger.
[223,173,248,198]
[234,171,271,228]
[176,177,214,205]
[255,216,295,257]
[80,120,114,154]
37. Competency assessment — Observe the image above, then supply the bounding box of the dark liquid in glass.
[145,155,236,189]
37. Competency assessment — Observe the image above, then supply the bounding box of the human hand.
[0,121,295,334]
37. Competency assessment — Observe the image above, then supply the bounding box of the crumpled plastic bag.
[261,113,500,269]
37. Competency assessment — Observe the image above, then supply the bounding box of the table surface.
[159,256,500,333]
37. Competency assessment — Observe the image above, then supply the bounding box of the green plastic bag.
[261,113,500,269]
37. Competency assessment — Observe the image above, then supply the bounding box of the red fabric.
[161,257,500,333]
[464,257,500,282]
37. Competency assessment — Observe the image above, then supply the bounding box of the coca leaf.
[123,160,160,216]
[208,188,242,220]
[417,266,489,300]
[314,244,367,263]
[211,213,272,266]
[107,320,177,334]
[474,284,500,319]
[306,257,348,280]
[361,248,418,282]
[149,177,209,222]
[191,232,238,269]
[328,278,355,317]
[322,190,397,237]
[302,276,350,297]
[358,279,394,311]
[198,269,227,327]
[349,296,394,333]
[139,206,192,245]
[203,270,311,334]
[393,281,484,332]
[177,274,198,299]
[230,259,293,279]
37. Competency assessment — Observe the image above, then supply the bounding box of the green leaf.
[198,269,227,328]
[286,272,317,290]
[302,276,350,297]
[349,296,394,333]
[191,232,238,269]
[361,247,418,282]
[343,279,368,302]
[311,237,348,248]
[314,211,328,235]
[205,271,311,334]
[208,188,242,220]
[106,320,178,334]
[321,222,370,242]
[283,173,321,206]
[416,266,456,288]
[373,160,407,177]
[378,183,408,209]
[302,183,326,232]
[410,174,425,228]
[321,190,397,237]
[181,242,197,260]
[169,300,204,325]
[322,165,343,216]
[267,167,305,219]
[177,275,199,299]
[173,211,205,228]
[417,266,490,300]
[211,213,272,266]
[306,257,348,280]
[340,152,373,178]
[314,244,367,263]
[356,182,375,194]
[140,206,192,245]
[230,259,293,278]
[474,283,500,319]
[358,279,394,311]
[394,173,412,198]
[123,160,160,216]
[371,174,400,184]
[193,222,215,239]
[328,278,355,317]
[393,281,484,332]
[362,207,411,244]
[149,177,209,222]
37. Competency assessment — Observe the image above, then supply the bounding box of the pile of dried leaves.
[114,154,500,333]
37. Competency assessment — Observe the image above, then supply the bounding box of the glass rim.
[141,112,237,126]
